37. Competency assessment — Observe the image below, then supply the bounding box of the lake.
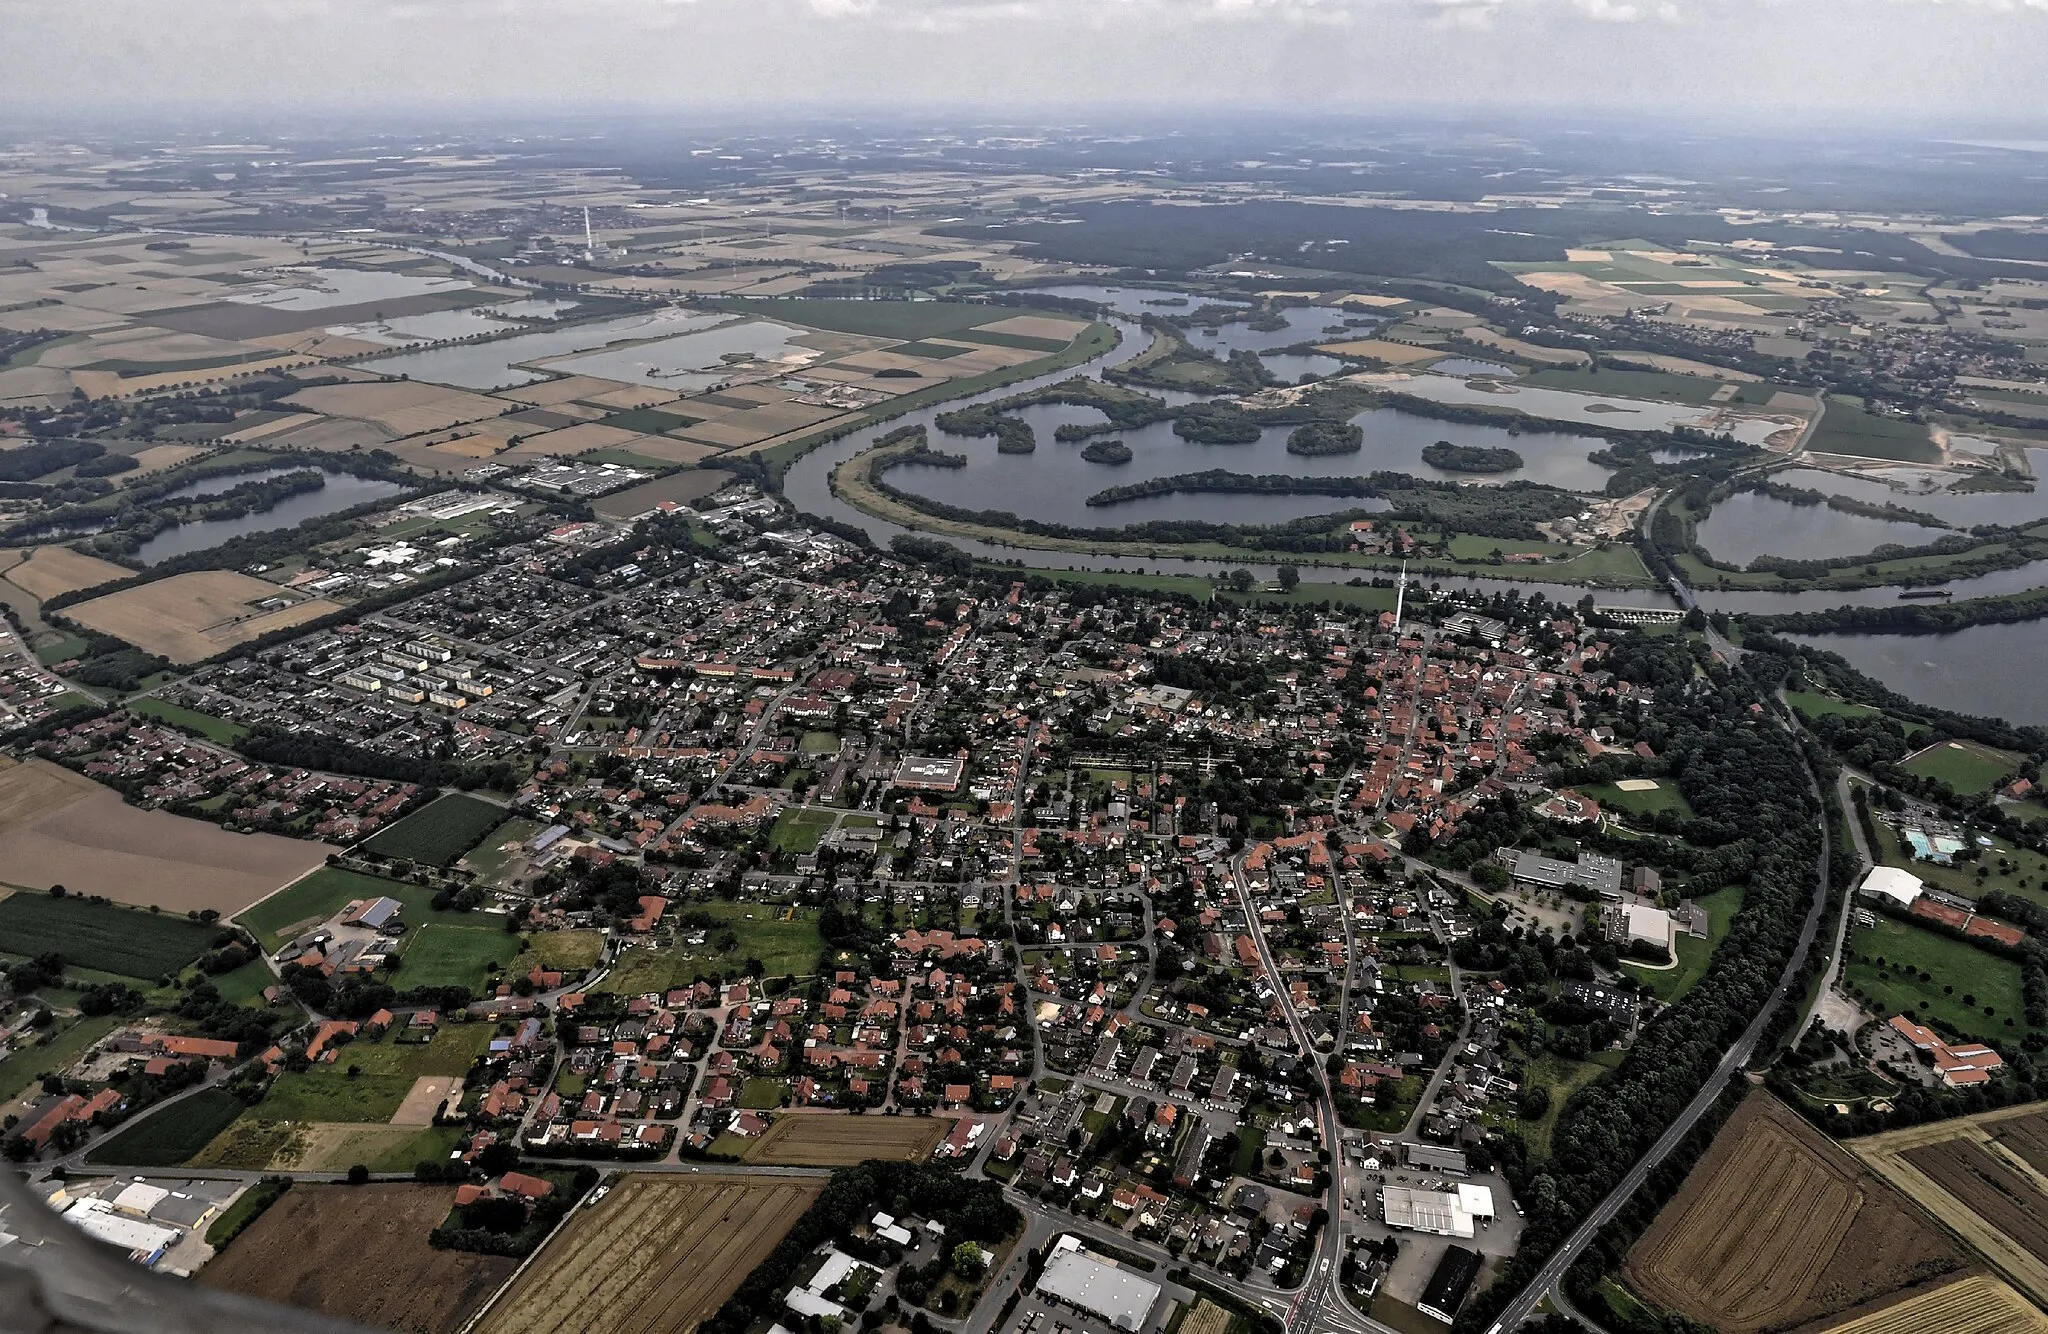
[1789,623,2048,725]
[1694,490,1949,563]
[227,267,473,311]
[1024,285,1252,317]
[133,472,410,564]
[1765,463,2048,530]
[326,309,525,347]
[540,319,817,391]
[354,307,730,390]
[1387,373,1792,448]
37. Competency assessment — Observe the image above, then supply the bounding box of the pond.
[132,473,411,565]
[354,307,730,390]
[1258,353,1349,383]
[1693,490,1950,563]
[227,267,474,311]
[1788,623,2048,726]
[1429,357,1518,378]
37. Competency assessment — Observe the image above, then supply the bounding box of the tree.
[951,1242,985,1277]
[1278,564,1300,592]
[345,1164,370,1185]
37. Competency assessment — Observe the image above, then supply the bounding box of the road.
[1484,729,1837,1332]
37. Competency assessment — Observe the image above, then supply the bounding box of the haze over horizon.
[7,0,2048,125]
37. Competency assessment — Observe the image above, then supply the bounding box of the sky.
[7,0,2048,123]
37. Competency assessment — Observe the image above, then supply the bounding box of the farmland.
[0,759,327,913]
[1808,1274,2048,1334]
[0,546,130,602]
[360,792,508,865]
[218,1023,497,1128]
[0,889,216,977]
[743,1112,951,1166]
[1852,1104,2048,1307]
[1900,740,2023,796]
[199,1183,518,1334]
[85,1088,248,1166]
[64,570,342,664]
[1623,1094,1967,1333]
[477,1173,821,1334]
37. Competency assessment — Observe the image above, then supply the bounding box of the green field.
[0,893,215,978]
[237,867,490,950]
[126,696,250,744]
[86,1088,249,1167]
[1623,884,1743,1003]
[1842,914,2035,1040]
[462,816,544,885]
[799,731,840,755]
[707,298,1048,341]
[398,923,519,991]
[605,902,825,992]
[206,958,280,1008]
[524,929,605,973]
[250,1023,495,1123]
[739,1077,788,1109]
[358,793,508,866]
[1899,740,2021,796]
[769,808,837,855]
[1785,689,1884,722]
[1524,366,1792,406]
[596,407,699,434]
[1808,395,1941,463]
[33,634,88,667]
[1575,780,1694,821]
[0,1015,119,1102]
[1517,1053,1610,1157]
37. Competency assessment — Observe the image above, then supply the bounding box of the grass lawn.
[237,867,495,951]
[87,1088,248,1167]
[739,1078,787,1109]
[0,1015,119,1102]
[523,929,605,974]
[33,634,88,666]
[127,696,249,744]
[1899,739,2022,796]
[608,902,825,993]
[769,808,837,855]
[252,1024,496,1123]
[398,923,519,991]
[206,958,280,1008]
[798,731,840,756]
[1575,780,1694,821]
[1518,1053,1609,1158]
[1785,689,1883,722]
[1843,914,2036,1041]
[1872,822,2048,911]
[0,893,215,978]
[1623,884,1743,1003]
[359,793,508,867]
[463,816,544,884]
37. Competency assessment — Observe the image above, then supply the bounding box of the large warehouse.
[1035,1235,1164,1332]
[1380,1184,1495,1239]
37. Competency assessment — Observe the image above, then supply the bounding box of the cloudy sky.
[7,0,2048,123]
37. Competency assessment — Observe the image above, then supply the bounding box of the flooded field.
[354,307,728,390]
[540,318,816,391]
[227,266,473,311]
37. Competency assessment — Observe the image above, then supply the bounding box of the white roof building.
[1622,904,1676,952]
[1859,865,1923,908]
[1035,1236,1164,1332]
[1381,1185,1494,1239]
[62,1199,181,1265]
[111,1183,170,1218]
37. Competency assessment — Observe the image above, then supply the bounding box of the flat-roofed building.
[1035,1235,1164,1332]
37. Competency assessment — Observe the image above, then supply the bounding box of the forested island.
[1422,440,1522,473]
[1080,439,1133,465]
[1286,420,1363,455]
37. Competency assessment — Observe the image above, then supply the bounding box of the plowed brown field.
[477,1173,820,1334]
[1802,1274,2048,1334]
[1992,1110,2048,1176]
[1624,1095,1966,1333]
[744,1113,950,1165]
[199,1183,514,1334]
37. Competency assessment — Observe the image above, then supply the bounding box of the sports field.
[1900,740,2022,796]
[398,922,519,990]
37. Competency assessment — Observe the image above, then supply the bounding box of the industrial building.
[1418,1245,1483,1323]
[1380,1184,1496,1239]
[1035,1235,1164,1332]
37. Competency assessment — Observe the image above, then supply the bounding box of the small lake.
[355,308,730,390]
[1694,491,1950,563]
[1430,357,1518,378]
[1388,373,1792,449]
[1260,352,1348,383]
[228,267,473,311]
[484,298,581,320]
[133,472,410,564]
[1767,463,2048,530]
[541,320,816,391]
[1788,623,2048,725]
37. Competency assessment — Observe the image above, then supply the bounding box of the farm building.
[1400,1142,1469,1174]
[1418,1245,1482,1323]
[1858,866,1923,909]
[1035,1235,1163,1331]
[341,895,403,930]
[1380,1185,1495,1239]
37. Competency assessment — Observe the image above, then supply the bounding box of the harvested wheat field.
[0,758,329,912]
[478,1173,820,1334]
[744,1112,950,1166]
[1314,337,1443,365]
[200,1183,514,1334]
[1624,1094,1967,1334]
[2,546,131,602]
[1990,1107,2048,1176]
[1852,1101,2048,1307]
[65,570,341,663]
[1800,1273,2048,1334]
[284,380,508,435]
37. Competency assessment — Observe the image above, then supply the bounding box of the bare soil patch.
[66,570,342,663]
[1625,1094,1967,1334]
[392,1075,461,1126]
[199,1183,514,1334]
[0,765,329,912]
[3,546,131,602]
[743,1112,950,1166]
[478,1173,820,1334]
